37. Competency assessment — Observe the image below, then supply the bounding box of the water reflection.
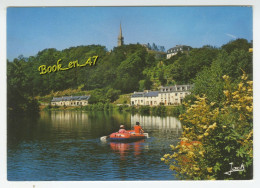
[131,114,182,135]
[110,140,146,160]
[50,111,89,127]
[8,111,181,180]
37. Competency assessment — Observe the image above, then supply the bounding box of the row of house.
[131,85,192,106]
[51,95,91,106]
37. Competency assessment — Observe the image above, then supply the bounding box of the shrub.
[161,73,253,180]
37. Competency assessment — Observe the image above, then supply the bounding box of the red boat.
[109,130,147,142]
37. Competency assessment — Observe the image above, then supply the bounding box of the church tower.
[117,23,124,46]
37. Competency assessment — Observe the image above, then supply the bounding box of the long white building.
[131,85,192,106]
[51,95,91,106]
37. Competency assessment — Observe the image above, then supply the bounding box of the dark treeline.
[7,39,252,114]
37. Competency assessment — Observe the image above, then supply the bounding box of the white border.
[1,1,260,188]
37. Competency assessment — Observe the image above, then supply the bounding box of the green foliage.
[83,103,114,111]
[221,38,252,54]
[7,58,40,115]
[165,46,219,84]
[7,39,252,117]
[139,106,151,115]
[170,105,185,117]
[151,105,166,115]
[192,48,252,104]
[162,74,253,180]
[88,88,121,104]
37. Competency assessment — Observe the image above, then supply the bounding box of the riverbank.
[40,103,184,117]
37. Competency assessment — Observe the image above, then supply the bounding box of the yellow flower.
[198,135,203,140]
[188,151,194,156]
[163,154,170,158]
[204,132,209,136]
[241,74,248,80]
[210,102,216,106]
[223,90,229,96]
[222,75,229,80]
[194,167,200,171]
[207,167,213,173]
[161,158,165,161]
[212,122,217,128]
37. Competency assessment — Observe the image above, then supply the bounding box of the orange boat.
[109,130,146,142]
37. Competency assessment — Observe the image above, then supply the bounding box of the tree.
[165,46,219,84]
[221,39,251,54]
[162,73,253,180]
[192,49,252,104]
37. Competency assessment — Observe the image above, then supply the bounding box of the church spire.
[118,22,124,46]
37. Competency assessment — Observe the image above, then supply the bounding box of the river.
[7,111,182,181]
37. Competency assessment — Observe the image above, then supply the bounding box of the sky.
[7,6,252,61]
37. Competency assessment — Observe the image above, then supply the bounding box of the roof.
[167,45,191,53]
[131,91,159,98]
[131,92,145,98]
[144,91,159,97]
[51,95,91,102]
[159,85,193,92]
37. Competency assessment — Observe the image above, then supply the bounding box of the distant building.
[166,45,192,59]
[131,91,159,106]
[159,85,192,105]
[118,23,124,46]
[51,95,91,106]
[131,85,192,106]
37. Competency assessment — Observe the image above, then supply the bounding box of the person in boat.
[118,125,127,133]
[134,122,144,134]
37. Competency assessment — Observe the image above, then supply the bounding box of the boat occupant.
[118,125,127,133]
[134,122,144,134]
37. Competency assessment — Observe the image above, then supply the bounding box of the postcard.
[1,1,259,188]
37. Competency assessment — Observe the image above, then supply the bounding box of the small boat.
[109,130,147,142]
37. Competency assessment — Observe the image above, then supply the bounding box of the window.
[175,93,178,96]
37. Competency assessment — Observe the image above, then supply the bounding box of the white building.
[166,45,192,59]
[131,85,192,106]
[131,91,159,106]
[51,95,91,106]
[159,85,192,105]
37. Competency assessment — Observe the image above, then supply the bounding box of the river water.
[7,111,182,181]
